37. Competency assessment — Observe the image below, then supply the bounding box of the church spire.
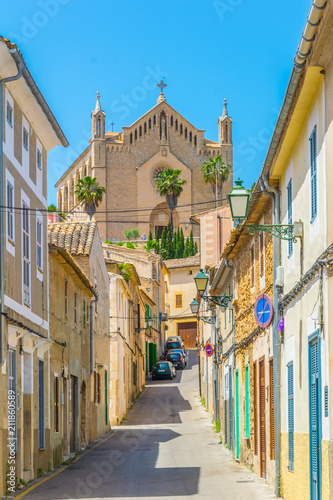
[222,98,228,119]
[94,91,101,114]
[157,80,167,103]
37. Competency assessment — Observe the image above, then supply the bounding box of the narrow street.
[16,351,275,500]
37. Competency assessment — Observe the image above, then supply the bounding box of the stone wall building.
[55,86,233,242]
[0,37,68,495]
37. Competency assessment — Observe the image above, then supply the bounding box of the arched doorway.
[149,202,180,238]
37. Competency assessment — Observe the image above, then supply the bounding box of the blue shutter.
[38,360,45,449]
[287,361,294,470]
[310,127,317,222]
[287,180,293,256]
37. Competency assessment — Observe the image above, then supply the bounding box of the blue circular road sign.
[254,294,274,328]
[205,343,213,357]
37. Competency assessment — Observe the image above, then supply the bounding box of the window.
[7,102,13,127]
[259,232,264,277]
[245,364,249,438]
[94,371,100,403]
[251,245,255,287]
[175,119,178,131]
[184,127,187,139]
[7,182,14,242]
[269,358,275,460]
[134,129,137,140]
[310,126,317,222]
[83,299,86,326]
[36,220,42,270]
[54,375,59,432]
[139,125,142,137]
[23,127,29,151]
[287,361,294,470]
[180,124,183,135]
[189,131,192,142]
[170,115,173,126]
[175,293,183,308]
[64,279,68,316]
[144,122,147,134]
[149,118,152,130]
[194,135,197,146]
[130,133,133,144]
[74,292,77,325]
[37,148,42,170]
[153,115,156,125]
[38,360,45,449]
[87,300,89,324]
[22,202,30,305]
[287,179,293,256]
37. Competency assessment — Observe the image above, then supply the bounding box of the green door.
[235,369,239,458]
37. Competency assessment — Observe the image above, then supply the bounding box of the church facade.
[55,84,233,242]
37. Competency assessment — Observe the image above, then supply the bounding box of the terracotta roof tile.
[164,254,200,269]
[48,222,97,256]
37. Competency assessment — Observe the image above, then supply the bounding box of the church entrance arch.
[149,202,179,238]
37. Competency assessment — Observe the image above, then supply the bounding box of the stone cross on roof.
[157,80,167,103]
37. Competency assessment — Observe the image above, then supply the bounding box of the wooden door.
[259,358,266,478]
[177,321,197,348]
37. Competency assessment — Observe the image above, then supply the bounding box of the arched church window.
[149,118,152,129]
[180,124,183,135]
[160,111,167,140]
[144,122,147,134]
[194,135,197,146]
[170,115,173,126]
[175,119,178,131]
[139,125,142,137]
[130,133,133,144]
[135,129,137,140]
[185,128,187,139]
[189,131,192,142]
[153,115,156,125]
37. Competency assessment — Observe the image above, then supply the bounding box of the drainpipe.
[260,175,281,497]
[90,295,99,374]
[0,57,23,367]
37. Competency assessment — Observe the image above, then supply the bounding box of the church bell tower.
[218,98,232,145]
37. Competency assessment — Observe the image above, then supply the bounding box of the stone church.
[55,83,233,242]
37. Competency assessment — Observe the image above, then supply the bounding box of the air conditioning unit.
[275,266,284,287]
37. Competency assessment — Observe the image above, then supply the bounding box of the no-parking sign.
[205,343,213,357]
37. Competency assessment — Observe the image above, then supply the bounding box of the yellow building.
[164,255,200,348]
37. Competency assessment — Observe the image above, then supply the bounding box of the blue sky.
[2,0,311,204]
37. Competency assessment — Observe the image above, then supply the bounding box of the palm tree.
[155,168,187,237]
[74,176,106,221]
[201,156,232,207]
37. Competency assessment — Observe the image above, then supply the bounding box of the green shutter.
[133,362,137,386]
[310,126,317,222]
[235,369,239,458]
[245,364,249,438]
[149,343,154,372]
[83,299,86,326]
[287,362,294,470]
[87,301,89,323]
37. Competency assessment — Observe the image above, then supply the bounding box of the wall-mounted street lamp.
[135,317,153,333]
[227,179,303,241]
[193,270,232,308]
[190,299,216,324]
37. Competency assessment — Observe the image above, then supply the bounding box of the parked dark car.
[166,351,186,370]
[166,336,185,348]
[152,361,176,380]
[164,340,182,357]
[168,348,188,366]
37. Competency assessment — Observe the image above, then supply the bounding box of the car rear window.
[166,342,181,349]
[168,353,181,360]
[157,363,169,369]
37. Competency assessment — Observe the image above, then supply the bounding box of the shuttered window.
[22,202,30,305]
[253,361,258,455]
[259,232,264,277]
[251,245,255,286]
[38,360,45,449]
[269,358,275,460]
[54,375,59,432]
[245,364,250,438]
[7,182,14,242]
[74,292,77,325]
[310,126,317,222]
[287,180,293,256]
[83,299,86,326]
[94,371,100,403]
[36,219,42,270]
[64,279,68,316]
[287,361,294,470]
[175,293,183,309]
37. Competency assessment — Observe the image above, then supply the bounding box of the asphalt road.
[15,350,275,500]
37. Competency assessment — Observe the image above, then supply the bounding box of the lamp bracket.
[245,224,296,242]
[198,315,216,324]
[201,294,233,308]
